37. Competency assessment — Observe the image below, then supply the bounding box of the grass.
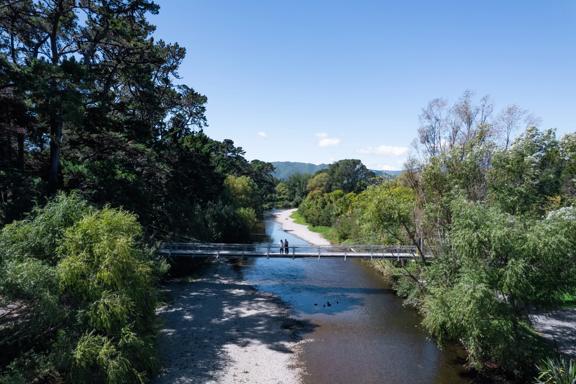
[559,292,576,307]
[290,210,339,243]
[290,210,307,225]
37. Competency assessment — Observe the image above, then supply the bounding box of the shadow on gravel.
[531,308,576,358]
[154,262,317,384]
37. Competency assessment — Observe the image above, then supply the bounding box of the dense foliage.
[275,173,311,208]
[274,160,389,209]
[0,1,276,382]
[0,193,164,383]
[297,92,576,381]
[0,0,275,241]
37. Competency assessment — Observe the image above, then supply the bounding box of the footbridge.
[160,242,428,261]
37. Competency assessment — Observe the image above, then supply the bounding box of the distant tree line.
[296,91,576,382]
[275,159,385,208]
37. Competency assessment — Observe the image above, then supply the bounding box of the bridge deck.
[160,243,427,260]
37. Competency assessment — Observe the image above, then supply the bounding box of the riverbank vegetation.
[296,92,576,382]
[0,1,275,382]
[0,193,164,383]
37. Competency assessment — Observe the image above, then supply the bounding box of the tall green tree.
[326,159,375,193]
[489,128,562,216]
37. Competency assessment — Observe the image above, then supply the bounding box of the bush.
[0,193,93,264]
[299,190,354,227]
[421,199,572,375]
[0,194,160,383]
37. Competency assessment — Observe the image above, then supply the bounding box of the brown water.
[243,212,471,384]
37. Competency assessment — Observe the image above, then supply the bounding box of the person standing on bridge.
[280,239,284,254]
[284,239,289,254]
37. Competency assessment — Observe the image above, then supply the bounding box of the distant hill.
[271,162,329,180]
[272,161,401,180]
[372,169,402,178]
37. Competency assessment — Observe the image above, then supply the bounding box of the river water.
[243,212,470,384]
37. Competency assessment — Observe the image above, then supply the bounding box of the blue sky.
[151,1,575,170]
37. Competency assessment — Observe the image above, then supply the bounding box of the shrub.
[0,194,160,383]
[58,208,158,381]
[0,192,93,264]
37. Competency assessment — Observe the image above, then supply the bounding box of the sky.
[150,1,576,170]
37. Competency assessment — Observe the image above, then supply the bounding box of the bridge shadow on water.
[154,261,318,383]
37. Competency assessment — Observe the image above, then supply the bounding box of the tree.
[417,91,496,159]
[326,159,375,193]
[307,172,329,193]
[559,133,576,204]
[284,173,311,206]
[248,160,276,211]
[489,128,562,215]
[422,199,576,373]
[224,175,258,209]
[0,0,170,193]
[495,105,530,150]
[275,182,291,208]
[299,190,354,227]
[363,182,426,262]
[0,0,275,243]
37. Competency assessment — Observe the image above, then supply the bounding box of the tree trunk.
[47,114,62,194]
[47,1,63,195]
[16,128,24,170]
[402,222,427,265]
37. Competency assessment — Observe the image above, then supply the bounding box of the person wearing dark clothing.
[284,239,289,254]
[280,239,284,254]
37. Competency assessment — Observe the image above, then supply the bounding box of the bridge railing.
[159,242,421,258]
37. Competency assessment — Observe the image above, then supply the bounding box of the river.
[156,211,471,383]
[244,211,471,384]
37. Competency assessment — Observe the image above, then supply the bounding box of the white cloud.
[369,163,401,171]
[257,131,268,138]
[316,132,341,147]
[358,145,409,157]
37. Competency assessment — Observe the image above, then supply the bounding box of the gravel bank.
[154,261,315,384]
[530,308,576,357]
[154,209,331,383]
[272,209,331,246]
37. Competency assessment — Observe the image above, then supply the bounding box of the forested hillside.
[297,92,576,382]
[272,161,401,180]
[271,162,329,179]
[0,1,274,382]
